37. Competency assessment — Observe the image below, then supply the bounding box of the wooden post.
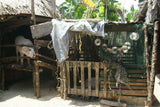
[144,25,151,95]
[66,61,70,94]
[81,62,85,96]
[146,21,160,106]
[60,62,64,98]
[31,0,36,25]
[95,62,99,97]
[73,62,77,94]
[88,62,91,96]
[105,0,108,21]
[32,70,36,95]
[103,65,107,98]
[34,60,40,98]
[60,61,67,99]
[52,0,57,18]
[63,62,67,99]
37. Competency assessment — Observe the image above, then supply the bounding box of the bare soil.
[0,79,107,107]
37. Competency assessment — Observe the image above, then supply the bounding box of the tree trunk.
[145,0,160,23]
[105,0,108,21]
[52,0,57,18]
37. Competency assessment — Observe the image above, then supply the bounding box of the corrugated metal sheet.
[0,0,54,17]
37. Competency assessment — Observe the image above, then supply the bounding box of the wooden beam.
[104,23,142,32]
[36,53,56,62]
[37,60,56,71]
[146,21,160,106]
[81,62,85,96]
[144,24,151,105]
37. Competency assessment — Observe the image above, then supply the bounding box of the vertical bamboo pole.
[73,62,77,94]
[66,61,70,94]
[31,0,39,98]
[146,21,160,106]
[32,70,36,95]
[103,65,107,98]
[88,62,91,96]
[95,62,99,97]
[34,60,40,98]
[105,0,108,21]
[31,0,36,25]
[52,0,57,18]
[144,25,151,95]
[81,62,85,96]
[63,61,67,99]
[60,62,64,98]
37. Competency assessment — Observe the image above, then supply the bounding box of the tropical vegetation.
[59,0,140,22]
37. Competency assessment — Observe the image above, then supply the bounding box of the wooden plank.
[127,70,146,74]
[104,23,142,32]
[95,62,99,97]
[37,60,56,71]
[119,90,147,96]
[81,62,85,96]
[101,81,147,86]
[36,53,56,62]
[66,62,70,94]
[5,64,36,72]
[99,76,147,83]
[101,85,147,90]
[30,21,52,39]
[128,74,147,78]
[69,89,118,99]
[73,62,77,94]
[88,62,91,96]
[0,56,35,63]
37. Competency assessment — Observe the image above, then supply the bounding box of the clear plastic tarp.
[51,19,104,62]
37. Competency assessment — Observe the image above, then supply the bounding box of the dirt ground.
[0,79,107,107]
[0,79,159,107]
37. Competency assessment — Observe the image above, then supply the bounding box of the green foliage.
[126,5,139,22]
[58,0,139,22]
[106,1,120,21]
[74,4,87,19]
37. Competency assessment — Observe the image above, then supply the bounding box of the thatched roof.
[0,0,54,17]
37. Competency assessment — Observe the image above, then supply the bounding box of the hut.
[30,18,155,106]
[0,0,57,98]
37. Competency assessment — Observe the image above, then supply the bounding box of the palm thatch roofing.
[0,0,54,17]
[0,0,56,29]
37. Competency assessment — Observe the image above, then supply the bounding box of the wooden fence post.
[146,21,160,106]
[144,25,151,97]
